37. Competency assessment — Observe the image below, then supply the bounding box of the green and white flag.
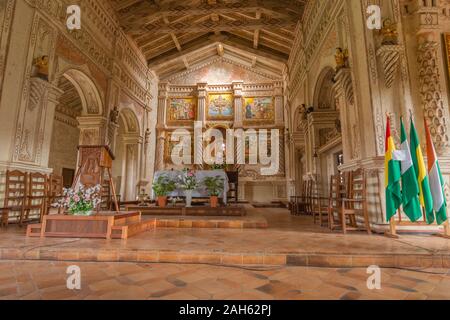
[399,118,422,222]
[424,119,448,225]
[410,117,434,224]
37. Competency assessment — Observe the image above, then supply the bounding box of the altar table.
[152,170,229,204]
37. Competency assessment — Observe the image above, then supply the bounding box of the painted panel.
[207,93,234,120]
[167,97,196,125]
[243,96,275,125]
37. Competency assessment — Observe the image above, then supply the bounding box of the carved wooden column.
[155,131,166,171]
[155,83,168,171]
[376,45,402,89]
[233,81,244,170]
[417,37,450,154]
[233,81,244,127]
[197,83,207,124]
[274,81,284,127]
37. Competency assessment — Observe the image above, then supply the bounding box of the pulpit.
[73,145,119,212]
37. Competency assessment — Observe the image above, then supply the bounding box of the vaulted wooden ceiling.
[110,0,306,79]
[56,76,82,118]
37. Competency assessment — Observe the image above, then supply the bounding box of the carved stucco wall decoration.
[0,0,15,101]
[333,67,354,105]
[376,45,402,89]
[55,35,108,96]
[417,40,449,153]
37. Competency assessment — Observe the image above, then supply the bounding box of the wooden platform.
[26,211,154,239]
[152,216,267,229]
[126,205,246,217]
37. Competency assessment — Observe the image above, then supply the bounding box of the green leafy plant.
[152,175,176,197]
[202,176,225,196]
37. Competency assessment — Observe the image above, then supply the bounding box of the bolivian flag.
[385,116,402,222]
[410,117,434,224]
[424,119,448,225]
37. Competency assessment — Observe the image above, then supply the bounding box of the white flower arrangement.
[53,184,102,215]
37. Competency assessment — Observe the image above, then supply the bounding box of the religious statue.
[380,19,398,45]
[335,48,349,71]
[110,106,119,125]
[33,55,49,81]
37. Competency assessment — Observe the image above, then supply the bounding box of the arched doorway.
[48,69,103,187]
[112,108,141,202]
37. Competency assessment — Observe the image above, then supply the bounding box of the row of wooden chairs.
[289,169,371,234]
[0,170,63,228]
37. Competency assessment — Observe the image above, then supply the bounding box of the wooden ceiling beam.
[143,16,297,34]
[148,34,220,67]
[118,0,302,24]
[253,11,261,49]
[221,35,288,64]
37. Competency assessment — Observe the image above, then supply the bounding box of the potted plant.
[152,175,176,207]
[202,176,224,208]
[177,168,197,207]
[54,184,102,216]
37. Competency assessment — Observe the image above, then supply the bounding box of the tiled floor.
[0,260,449,300]
[1,208,450,269]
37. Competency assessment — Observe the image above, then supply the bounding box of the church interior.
[1,0,450,301]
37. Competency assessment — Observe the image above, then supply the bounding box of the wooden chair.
[288,196,297,214]
[328,174,345,231]
[312,196,329,226]
[297,180,313,215]
[46,174,63,216]
[306,180,315,215]
[25,172,47,224]
[340,169,371,234]
[289,181,305,216]
[0,207,11,228]
[3,170,28,227]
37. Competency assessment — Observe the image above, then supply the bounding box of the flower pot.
[157,196,168,208]
[210,196,219,208]
[184,190,193,207]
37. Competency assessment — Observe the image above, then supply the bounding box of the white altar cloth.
[152,170,229,204]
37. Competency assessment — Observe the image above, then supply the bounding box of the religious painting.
[444,33,450,80]
[167,97,196,125]
[207,93,234,120]
[243,97,275,125]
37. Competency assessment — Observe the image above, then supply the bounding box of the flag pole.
[386,211,399,238]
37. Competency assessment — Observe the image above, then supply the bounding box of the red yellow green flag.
[385,116,402,221]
